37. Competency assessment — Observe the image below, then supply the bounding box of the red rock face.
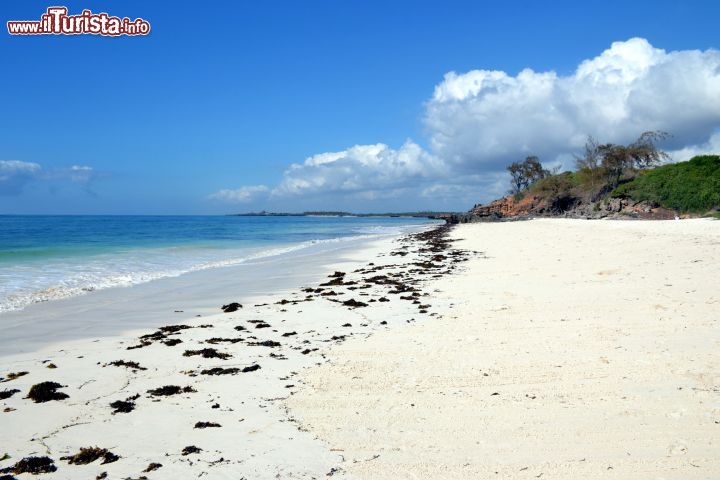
[470,195,548,218]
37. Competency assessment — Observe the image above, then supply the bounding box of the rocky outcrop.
[442,195,677,223]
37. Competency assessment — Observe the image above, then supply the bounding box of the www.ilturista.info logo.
[7,6,150,36]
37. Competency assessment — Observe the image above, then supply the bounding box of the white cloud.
[425,37,720,170]
[212,38,720,209]
[208,185,269,203]
[271,141,444,197]
[0,160,97,195]
[0,160,42,195]
[668,131,720,162]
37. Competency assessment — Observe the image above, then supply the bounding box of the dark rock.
[200,367,240,375]
[242,364,261,373]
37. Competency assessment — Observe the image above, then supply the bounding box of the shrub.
[611,155,720,213]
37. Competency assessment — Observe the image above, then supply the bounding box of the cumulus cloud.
[272,141,444,197]
[211,38,720,209]
[426,37,720,171]
[0,160,97,195]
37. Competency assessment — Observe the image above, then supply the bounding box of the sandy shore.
[0,225,464,479]
[287,219,720,479]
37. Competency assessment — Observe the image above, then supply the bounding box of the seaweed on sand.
[107,360,147,371]
[109,393,140,414]
[147,385,196,396]
[26,382,69,403]
[200,367,240,376]
[0,456,57,475]
[194,422,221,429]
[0,389,20,400]
[60,447,119,465]
[1,372,28,383]
[221,303,242,313]
[143,463,162,472]
[183,348,232,360]
[181,446,202,455]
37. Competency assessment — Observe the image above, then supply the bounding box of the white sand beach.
[2,219,719,479]
[288,219,720,479]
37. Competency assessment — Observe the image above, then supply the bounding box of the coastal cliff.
[443,155,719,223]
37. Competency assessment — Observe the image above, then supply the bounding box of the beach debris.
[205,337,243,344]
[107,360,147,371]
[26,382,68,403]
[181,446,202,456]
[247,340,281,347]
[60,447,119,465]
[342,299,368,308]
[342,323,352,327]
[281,331,297,337]
[183,348,232,360]
[0,389,20,400]
[221,303,242,313]
[254,322,271,329]
[110,394,140,414]
[194,421,221,429]
[200,367,240,376]
[143,463,162,472]
[234,325,247,331]
[1,372,28,383]
[147,385,196,397]
[46,363,57,369]
[0,456,57,475]
[301,349,312,355]
[242,364,261,373]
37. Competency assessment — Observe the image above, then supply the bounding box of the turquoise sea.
[0,215,437,314]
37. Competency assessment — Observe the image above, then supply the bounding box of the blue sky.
[1,0,719,214]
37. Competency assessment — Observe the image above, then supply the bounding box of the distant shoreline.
[229,211,458,218]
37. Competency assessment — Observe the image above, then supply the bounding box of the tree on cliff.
[507,156,549,194]
[578,131,670,189]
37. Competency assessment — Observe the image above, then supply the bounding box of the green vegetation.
[504,132,719,216]
[612,155,720,213]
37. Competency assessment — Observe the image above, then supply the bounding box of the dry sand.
[287,219,720,479]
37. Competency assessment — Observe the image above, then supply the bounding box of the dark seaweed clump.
[200,367,240,376]
[108,360,147,371]
[147,385,196,396]
[0,456,57,475]
[0,389,20,400]
[181,446,202,456]
[183,348,232,360]
[1,371,28,383]
[26,382,69,403]
[60,447,119,465]
[221,302,242,313]
[143,463,162,472]
[194,421,221,429]
[247,340,281,347]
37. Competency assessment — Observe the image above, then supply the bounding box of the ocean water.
[0,215,436,314]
